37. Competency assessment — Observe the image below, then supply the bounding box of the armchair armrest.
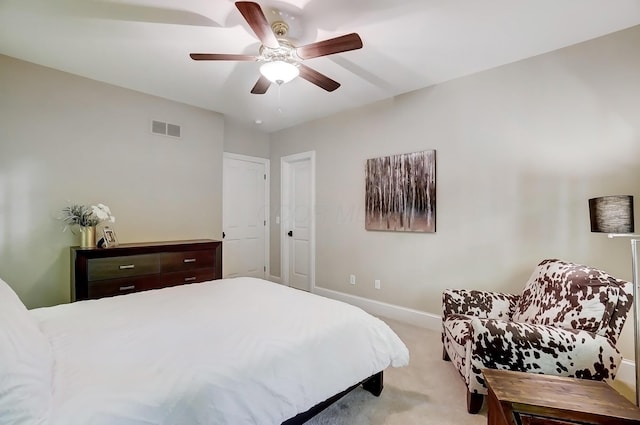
[468,318,622,393]
[442,289,518,320]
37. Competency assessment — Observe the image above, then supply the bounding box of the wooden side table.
[483,369,640,425]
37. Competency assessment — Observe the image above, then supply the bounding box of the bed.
[0,276,409,425]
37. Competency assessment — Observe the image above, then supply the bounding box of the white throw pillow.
[0,277,52,425]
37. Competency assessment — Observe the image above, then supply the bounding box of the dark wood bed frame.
[282,371,384,425]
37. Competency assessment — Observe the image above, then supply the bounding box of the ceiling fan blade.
[251,75,271,94]
[299,64,340,92]
[296,33,363,60]
[235,1,279,49]
[190,53,257,61]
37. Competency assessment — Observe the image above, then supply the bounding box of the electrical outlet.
[349,274,356,285]
[374,279,381,289]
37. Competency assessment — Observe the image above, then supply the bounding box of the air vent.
[151,120,181,139]
[167,123,181,138]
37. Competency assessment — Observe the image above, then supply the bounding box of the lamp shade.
[259,61,299,84]
[589,195,635,233]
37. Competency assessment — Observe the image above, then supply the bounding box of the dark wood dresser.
[71,239,222,301]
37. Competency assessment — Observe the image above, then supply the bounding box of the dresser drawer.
[161,268,216,287]
[161,250,215,272]
[518,414,577,425]
[87,275,162,299]
[88,254,160,281]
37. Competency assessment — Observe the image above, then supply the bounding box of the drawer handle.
[184,277,197,282]
[119,285,135,291]
[183,258,197,263]
[119,264,136,270]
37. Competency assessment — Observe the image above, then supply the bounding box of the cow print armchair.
[441,259,633,414]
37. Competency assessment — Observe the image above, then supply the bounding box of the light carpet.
[306,319,487,425]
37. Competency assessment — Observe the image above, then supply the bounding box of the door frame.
[280,150,316,291]
[223,152,270,278]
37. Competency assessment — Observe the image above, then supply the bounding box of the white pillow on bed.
[0,278,52,425]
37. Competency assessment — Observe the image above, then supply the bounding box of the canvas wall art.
[365,150,436,232]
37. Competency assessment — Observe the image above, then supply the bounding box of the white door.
[281,151,315,291]
[223,153,269,279]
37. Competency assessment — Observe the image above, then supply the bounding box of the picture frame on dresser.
[103,226,118,247]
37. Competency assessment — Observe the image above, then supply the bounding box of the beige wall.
[0,54,224,309]
[224,118,270,159]
[269,26,640,360]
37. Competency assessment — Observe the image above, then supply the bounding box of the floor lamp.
[589,195,640,406]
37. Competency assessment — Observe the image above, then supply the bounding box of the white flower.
[92,204,116,223]
[92,206,108,221]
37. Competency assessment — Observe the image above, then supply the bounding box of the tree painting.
[365,150,436,232]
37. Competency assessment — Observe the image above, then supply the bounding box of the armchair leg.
[466,390,484,414]
[442,347,451,361]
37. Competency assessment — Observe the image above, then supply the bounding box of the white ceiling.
[1,0,639,133]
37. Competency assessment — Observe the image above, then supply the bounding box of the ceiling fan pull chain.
[277,83,283,114]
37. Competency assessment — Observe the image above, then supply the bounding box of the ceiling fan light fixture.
[260,60,299,85]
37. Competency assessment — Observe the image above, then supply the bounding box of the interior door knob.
[288,230,293,237]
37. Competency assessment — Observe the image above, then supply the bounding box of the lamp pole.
[609,234,640,406]
[632,238,639,407]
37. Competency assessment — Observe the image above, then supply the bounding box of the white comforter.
[31,277,409,425]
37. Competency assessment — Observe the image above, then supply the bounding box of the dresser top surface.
[483,369,640,420]
[71,239,221,257]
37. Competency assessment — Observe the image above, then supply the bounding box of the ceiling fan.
[189,1,363,94]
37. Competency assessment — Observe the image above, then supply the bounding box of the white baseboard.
[616,359,636,392]
[312,286,442,332]
[268,275,281,284]
[311,285,637,395]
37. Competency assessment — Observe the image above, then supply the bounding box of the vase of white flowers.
[79,226,96,248]
[61,203,116,248]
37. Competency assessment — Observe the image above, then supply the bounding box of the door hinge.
[264,220,266,226]
[264,174,266,180]
[264,266,266,272]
